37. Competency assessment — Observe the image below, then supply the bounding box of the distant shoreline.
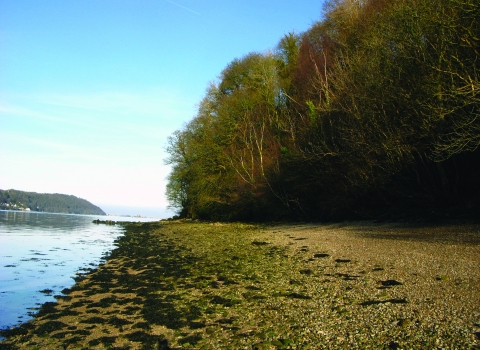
[0,209,104,216]
[0,209,161,221]
[0,189,105,216]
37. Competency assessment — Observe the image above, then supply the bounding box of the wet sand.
[1,220,479,349]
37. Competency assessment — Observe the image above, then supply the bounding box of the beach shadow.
[0,222,205,347]
[360,298,408,306]
[87,223,206,331]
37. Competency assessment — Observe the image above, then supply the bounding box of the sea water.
[0,210,157,331]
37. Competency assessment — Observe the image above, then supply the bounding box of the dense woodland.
[165,0,479,221]
[0,189,106,215]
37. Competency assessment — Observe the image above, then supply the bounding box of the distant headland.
[0,189,106,215]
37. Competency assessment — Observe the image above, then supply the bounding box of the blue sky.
[0,0,324,218]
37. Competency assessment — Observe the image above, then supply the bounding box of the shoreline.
[1,220,479,349]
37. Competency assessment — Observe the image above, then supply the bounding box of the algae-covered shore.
[1,221,479,349]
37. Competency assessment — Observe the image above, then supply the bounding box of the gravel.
[1,220,479,349]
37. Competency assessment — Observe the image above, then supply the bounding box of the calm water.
[0,210,158,330]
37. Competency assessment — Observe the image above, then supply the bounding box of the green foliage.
[165,0,480,221]
[0,189,105,215]
[305,101,316,123]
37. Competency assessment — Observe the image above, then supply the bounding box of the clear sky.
[0,0,324,218]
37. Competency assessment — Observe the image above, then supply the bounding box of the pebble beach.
[1,220,479,349]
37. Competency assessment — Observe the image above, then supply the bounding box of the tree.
[164,0,480,221]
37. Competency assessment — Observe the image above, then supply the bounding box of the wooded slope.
[0,189,106,215]
[165,0,480,221]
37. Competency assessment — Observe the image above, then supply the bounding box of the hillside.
[165,0,480,221]
[0,189,106,215]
